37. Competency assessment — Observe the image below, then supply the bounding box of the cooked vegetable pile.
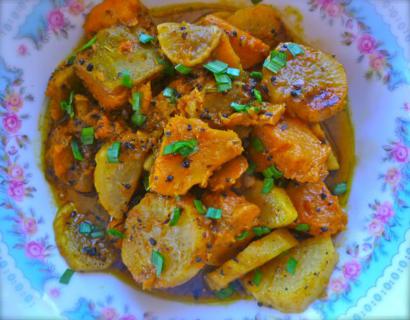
[45,0,350,312]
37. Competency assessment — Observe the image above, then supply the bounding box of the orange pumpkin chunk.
[287,181,347,235]
[208,155,248,192]
[202,191,260,266]
[149,116,243,195]
[253,117,330,183]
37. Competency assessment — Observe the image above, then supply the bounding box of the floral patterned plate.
[0,0,409,319]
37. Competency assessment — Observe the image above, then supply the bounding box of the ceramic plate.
[0,0,409,319]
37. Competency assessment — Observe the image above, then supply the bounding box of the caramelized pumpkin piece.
[149,116,243,196]
[201,14,270,69]
[252,117,330,183]
[286,181,347,235]
[122,193,208,289]
[211,33,242,69]
[84,0,154,35]
[264,42,347,122]
[157,22,222,67]
[75,25,163,110]
[208,155,248,192]
[227,4,288,48]
[202,191,260,266]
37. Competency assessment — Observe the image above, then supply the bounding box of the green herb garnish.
[295,224,310,232]
[287,43,304,57]
[215,285,235,299]
[286,257,298,275]
[263,50,287,73]
[205,207,222,220]
[226,67,240,78]
[151,250,165,276]
[253,88,263,102]
[80,127,94,145]
[246,160,256,175]
[131,92,142,112]
[250,71,263,80]
[230,102,250,113]
[139,33,155,44]
[143,174,150,191]
[71,140,84,161]
[261,177,274,194]
[175,63,192,75]
[169,207,182,226]
[132,113,146,127]
[121,70,132,88]
[251,137,265,152]
[332,182,347,196]
[107,228,125,239]
[157,57,176,77]
[203,60,228,74]
[60,91,75,118]
[59,268,75,284]
[163,139,198,157]
[251,0,263,4]
[193,199,206,215]
[252,269,263,286]
[78,221,93,234]
[235,230,249,241]
[90,230,104,238]
[253,226,272,237]
[263,165,283,179]
[163,87,177,103]
[78,35,97,52]
[107,142,121,163]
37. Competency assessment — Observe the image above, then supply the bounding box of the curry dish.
[43,0,355,312]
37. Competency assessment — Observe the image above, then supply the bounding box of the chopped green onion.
[90,230,104,238]
[332,182,347,195]
[60,91,75,118]
[203,60,228,74]
[121,70,132,88]
[107,228,125,239]
[227,67,240,78]
[132,113,146,127]
[139,33,155,44]
[205,207,222,220]
[193,199,206,215]
[261,177,274,194]
[235,230,249,241]
[246,161,256,174]
[251,137,265,152]
[286,257,298,275]
[78,35,97,52]
[163,87,177,103]
[107,141,121,163]
[295,223,310,232]
[230,102,250,113]
[78,221,93,234]
[252,269,263,286]
[251,0,263,4]
[263,50,287,73]
[175,63,192,75]
[71,140,84,161]
[287,43,304,57]
[263,165,283,179]
[214,73,232,84]
[151,250,165,276]
[250,71,263,80]
[59,268,74,284]
[81,127,94,145]
[163,139,198,157]
[215,285,235,299]
[131,92,142,112]
[253,226,272,237]
[157,57,176,76]
[253,88,263,102]
[67,55,76,65]
[169,207,182,226]
[217,82,232,92]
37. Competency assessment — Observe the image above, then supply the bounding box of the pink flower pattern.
[47,9,65,31]
[17,44,28,56]
[68,0,85,15]
[368,219,385,237]
[25,241,46,260]
[101,307,118,320]
[343,260,362,279]
[4,92,23,112]
[384,167,401,187]
[357,34,377,54]
[329,277,349,294]
[7,180,25,202]
[21,217,38,235]
[2,113,22,133]
[375,202,394,223]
